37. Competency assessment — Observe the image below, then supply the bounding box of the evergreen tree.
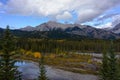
[100,41,119,80]
[0,26,22,80]
[100,47,109,80]
[38,54,48,80]
[117,59,120,80]
[107,41,118,80]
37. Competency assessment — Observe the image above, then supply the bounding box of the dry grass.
[5,49,99,75]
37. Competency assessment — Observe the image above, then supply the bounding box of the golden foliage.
[34,52,41,58]
[26,51,33,55]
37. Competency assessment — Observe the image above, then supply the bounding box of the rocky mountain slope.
[110,23,120,34]
[0,21,120,39]
[19,21,120,39]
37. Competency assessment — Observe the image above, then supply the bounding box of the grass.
[16,50,100,75]
[0,49,100,75]
[44,54,99,75]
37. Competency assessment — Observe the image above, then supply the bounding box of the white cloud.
[2,0,120,23]
[77,9,100,23]
[94,14,120,28]
[5,0,72,16]
[76,0,120,22]
[56,11,72,20]
[95,22,113,29]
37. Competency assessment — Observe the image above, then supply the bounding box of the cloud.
[2,0,120,23]
[77,9,101,23]
[56,11,72,20]
[76,0,120,22]
[96,13,119,21]
[94,14,120,28]
[5,0,72,16]
[95,22,113,29]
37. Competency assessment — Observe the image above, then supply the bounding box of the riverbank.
[18,61,98,80]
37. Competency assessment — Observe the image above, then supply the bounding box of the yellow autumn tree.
[34,52,41,58]
[25,51,33,57]
[26,51,33,55]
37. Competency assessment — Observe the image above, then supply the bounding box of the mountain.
[19,21,120,39]
[65,26,119,39]
[101,27,113,31]
[20,26,35,31]
[110,23,120,34]
[0,21,120,39]
[35,21,72,31]
[21,21,86,31]
[0,28,3,31]
[0,28,88,40]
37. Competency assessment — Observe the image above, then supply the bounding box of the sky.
[0,0,120,29]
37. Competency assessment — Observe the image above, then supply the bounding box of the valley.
[0,24,120,80]
[0,0,120,80]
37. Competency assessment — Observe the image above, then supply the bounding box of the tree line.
[15,38,120,53]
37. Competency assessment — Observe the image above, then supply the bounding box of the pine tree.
[38,54,48,80]
[100,41,119,80]
[0,26,22,80]
[117,60,120,80]
[107,41,118,80]
[100,47,109,80]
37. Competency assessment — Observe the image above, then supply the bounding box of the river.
[16,61,98,80]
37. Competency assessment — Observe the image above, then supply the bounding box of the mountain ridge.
[0,21,120,39]
[18,21,120,39]
[20,21,88,31]
[111,23,120,34]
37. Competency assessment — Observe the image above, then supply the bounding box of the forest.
[15,38,120,53]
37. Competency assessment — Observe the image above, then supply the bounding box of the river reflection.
[15,61,26,66]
